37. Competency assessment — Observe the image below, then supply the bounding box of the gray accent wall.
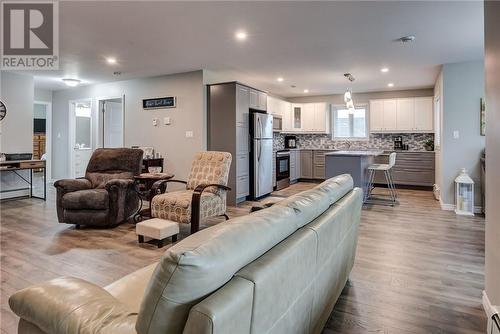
[485,0,500,307]
[440,61,485,208]
[51,70,205,186]
[0,72,34,197]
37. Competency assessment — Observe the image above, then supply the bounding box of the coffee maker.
[393,136,403,150]
[284,135,297,149]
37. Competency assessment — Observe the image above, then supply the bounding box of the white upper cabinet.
[414,97,434,131]
[370,100,384,131]
[282,100,292,132]
[236,85,249,125]
[370,97,434,133]
[267,96,280,116]
[249,88,267,111]
[282,102,330,134]
[302,103,315,131]
[383,100,397,131]
[396,98,415,131]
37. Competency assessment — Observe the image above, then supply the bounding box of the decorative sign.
[143,96,176,110]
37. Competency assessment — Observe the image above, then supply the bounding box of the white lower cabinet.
[290,150,300,182]
[236,175,250,198]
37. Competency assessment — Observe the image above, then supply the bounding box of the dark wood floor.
[0,183,486,333]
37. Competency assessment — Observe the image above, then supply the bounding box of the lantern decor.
[455,168,474,216]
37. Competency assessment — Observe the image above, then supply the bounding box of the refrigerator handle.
[257,140,262,162]
[257,116,262,138]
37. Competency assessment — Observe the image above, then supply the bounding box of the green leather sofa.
[9,174,363,334]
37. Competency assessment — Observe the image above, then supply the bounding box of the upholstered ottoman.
[136,218,179,248]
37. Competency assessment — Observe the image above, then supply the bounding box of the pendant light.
[344,73,356,114]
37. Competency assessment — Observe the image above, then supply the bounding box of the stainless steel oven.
[276,150,290,190]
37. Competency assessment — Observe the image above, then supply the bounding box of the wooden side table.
[133,172,174,222]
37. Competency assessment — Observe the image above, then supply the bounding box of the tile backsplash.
[274,133,434,151]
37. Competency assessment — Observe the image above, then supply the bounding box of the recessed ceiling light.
[235,31,247,41]
[106,57,117,65]
[381,68,389,73]
[303,89,309,93]
[387,83,394,88]
[62,78,81,87]
[277,77,284,82]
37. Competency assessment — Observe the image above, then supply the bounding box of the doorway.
[69,99,93,178]
[98,97,124,148]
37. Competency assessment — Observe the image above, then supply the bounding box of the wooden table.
[133,172,174,222]
[0,160,46,200]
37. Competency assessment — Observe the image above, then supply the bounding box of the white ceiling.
[24,1,484,97]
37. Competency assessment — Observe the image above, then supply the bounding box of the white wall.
[440,61,485,208]
[51,70,205,184]
[34,88,53,103]
[484,0,500,309]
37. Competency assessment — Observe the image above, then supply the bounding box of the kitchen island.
[325,150,384,198]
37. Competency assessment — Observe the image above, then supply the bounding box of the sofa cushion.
[135,174,354,334]
[62,189,109,210]
[151,190,226,224]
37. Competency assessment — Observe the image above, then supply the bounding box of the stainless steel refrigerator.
[250,112,274,199]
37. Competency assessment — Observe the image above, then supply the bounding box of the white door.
[70,100,93,178]
[100,99,124,148]
[414,97,434,131]
[369,100,384,131]
[383,100,397,131]
[396,98,415,131]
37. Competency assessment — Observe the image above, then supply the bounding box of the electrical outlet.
[185,131,193,138]
[163,117,171,125]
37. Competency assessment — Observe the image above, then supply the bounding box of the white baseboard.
[484,290,495,317]
[0,189,30,200]
[439,200,483,214]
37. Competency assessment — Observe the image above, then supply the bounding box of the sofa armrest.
[104,262,158,313]
[9,277,137,334]
[54,178,92,192]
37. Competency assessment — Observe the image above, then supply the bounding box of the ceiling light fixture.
[303,89,309,93]
[381,68,389,73]
[235,31,247,41]
[277,77,284,82]
[62,78,81,87]
[106,57,117,65]
[387,83,394,87]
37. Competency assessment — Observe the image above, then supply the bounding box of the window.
[332,105,368,140]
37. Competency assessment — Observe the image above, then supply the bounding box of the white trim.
[68,98,93,178]
[440,200,483,214]
[331,103,370,141]
[34,101,52,182]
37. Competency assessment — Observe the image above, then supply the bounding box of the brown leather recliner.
[54,148,143,227]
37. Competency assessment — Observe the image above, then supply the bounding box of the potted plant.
[424,139,434,151]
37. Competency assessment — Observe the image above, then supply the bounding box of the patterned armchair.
[150,151,232,234]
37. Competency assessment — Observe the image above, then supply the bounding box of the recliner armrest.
[9,277,137,334]
[54,178,92,192]
[105,178,135,191]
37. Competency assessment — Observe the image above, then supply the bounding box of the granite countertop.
[325,150,385,157]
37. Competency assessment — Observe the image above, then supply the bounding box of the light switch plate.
[453,130,459,139]
[152,118,158,126]
[185,131,193,138]
[164,117,171,125]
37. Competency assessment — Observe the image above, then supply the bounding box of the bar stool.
[365,152,398,205]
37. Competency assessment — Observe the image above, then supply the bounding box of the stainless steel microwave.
[272,115,282,132]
